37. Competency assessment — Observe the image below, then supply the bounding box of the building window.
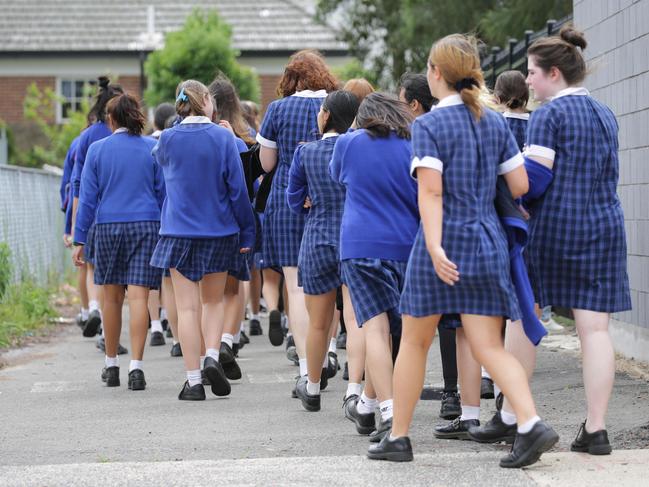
[57,79,97,122]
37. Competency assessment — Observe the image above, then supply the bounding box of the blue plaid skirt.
[341,258,407,336]
[93,221,161,289]
[85,224,96,266]
[150,234,239,282]
[228,252,251,282]
[298,244,342,295]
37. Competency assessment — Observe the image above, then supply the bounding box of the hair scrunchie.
[454,77,479,92]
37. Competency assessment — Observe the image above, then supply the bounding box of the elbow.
[511,180,529,200]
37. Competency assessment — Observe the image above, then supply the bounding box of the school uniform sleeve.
[256,101,278,149]
[329,133,350,184]
[410,117,443,177]
[525,105,559,163]
[151,131,167,167]
[498,120,524,175]
[72,130,90,198]
[64,186,73,235]
[223,133,256,249]
[286,145,309,215]
[153,160,166,210]
[74,143,101,245]
[60,141,76,209]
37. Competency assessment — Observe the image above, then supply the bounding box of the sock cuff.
[460,405,481,421]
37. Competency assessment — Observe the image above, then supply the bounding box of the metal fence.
[0,164,69,285]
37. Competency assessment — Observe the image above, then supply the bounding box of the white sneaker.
[542,317,564,332]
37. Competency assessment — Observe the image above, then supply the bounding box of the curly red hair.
[277,50,339,97]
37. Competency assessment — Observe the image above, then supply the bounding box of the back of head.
[175,80,210,119]
[355,92,414,139]
[399,73,436,112]
[494,70,529,110]
[208,76,254,145]
[321,90,360,134]
[277,50,339,97]
[240,100,260,132]
[527,24,588,85]
[106,93,146,135]
[154,103,176,131]
[429,34,484,120]
[88,76,124,124]
[342,78,375,103]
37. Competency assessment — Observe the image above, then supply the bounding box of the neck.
[435,85,458,101]
[508,107,527,114]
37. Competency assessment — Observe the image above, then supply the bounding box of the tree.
[144,9,259,106]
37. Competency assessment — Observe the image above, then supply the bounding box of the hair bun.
[559,25,587,51]
[98,76,110,89]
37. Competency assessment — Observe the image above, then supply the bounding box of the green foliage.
[145,9,259,106]
[333,59,379,86]
[0,243,11,300]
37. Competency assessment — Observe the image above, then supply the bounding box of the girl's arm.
[73,145,101,265]
[256,102,279,173]
[503,164,529,199]
[260,146,278,173]
[286,146,310,214]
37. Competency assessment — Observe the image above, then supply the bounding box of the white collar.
[433,94,463,109]
[180,116,212,124]
[150,129,162,138]
[551,87,590,101]
[503,111,530,120]
[114,127,128,134]
[321,132,339,139]
[292,89,328,98]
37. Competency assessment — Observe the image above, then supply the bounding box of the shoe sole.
[170,351,183,357]
[467,432,516,444]
[128,381,146,391]
[268,311,284,346]
[150,338,166,346]
[83,315,102,338]
[222,361,242,381]
[439,411,461,420]
[500,430,559,468]
[433,431,471,440]
[367,451,413,462]
[297,392,321,412]
[570,444,612,455]
[204,364,231,397]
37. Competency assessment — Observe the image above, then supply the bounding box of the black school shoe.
[75,313,86,329]
[178,381,206,401]
[170,342,182,357]
[161,318,168,331]
[166,328,173,338]
[286,345,299,366]
[150,331,166,347]
[128,369,146,391]
[439,391,461,420]
[249,318,263,336]
[101,366,120,387]
[343,362,349,381]
[500,420,559,468]
[369,417,393,443]
[468,411,516,444]
[295,376,321,412]
[336,332,347,350]
[203,356,231,396]
[83,310,102,337]
[434,417,480,440]
[367,435,413,462]
[327,352,339,379]
[96,338,128,355]
[268,310,284,346]
[320,367,329,391]
[343,395,376,435]
[570,421,612,455]
[240,330,250,345]
[219,343,242,381]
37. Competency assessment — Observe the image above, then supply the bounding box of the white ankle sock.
[222,333,234,348]
[234,330,241,344]
[151,320,163,334]
[129,360,143,372]
[501,410,517,425]
[357,392,378,415]
[306,379,320,395]
[322,353,329,368]
[81,308,89,320]
[160,308,167,320]
[173,340,179,345]
[346,382,362,399]
[187,369,201,387]
[89,300,100,312]
[460,405,480,421]
[494,384,501,399]
[251,313,259,321]
[101,327,105,338]
[105,356,119,368]
[329,338,337,354]
[240,321,246,331]
[200,356,206,369]
[379,399,394,422]
[206,348,219,362]
[298,358,308,377]
[517,415,541,434]
[482,367,491,380]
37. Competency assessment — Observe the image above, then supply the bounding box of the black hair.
[356,92,414,139]
[153,102,176,131]
[87,76,124,124]
[399,73,436,112]
[322,90,360,134]
[106,94,146,135]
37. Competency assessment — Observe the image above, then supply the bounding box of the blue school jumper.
[330,129,419,333]
[74,129,164,288]
[503,112,529,152]
[524,87,631,312]
[256,90,326,268]
[150,116,256,282]
[400,94,522,321]
[287,133,344,295]
[60,136,80,211]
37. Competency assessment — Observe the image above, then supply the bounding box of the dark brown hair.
[106,94,146,135]
[175,79,210,118]
[321,90,360,134]
[355,92,414,139]
[494,70,529,110]
[277,50,339,98]
[240,100,260,132]
[88,76,124,124]
[342,78,375,103]
[527,24,588,84]
[208,76,255,145]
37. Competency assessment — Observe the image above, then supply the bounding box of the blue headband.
[176,88,188,103]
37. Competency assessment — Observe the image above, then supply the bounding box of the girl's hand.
[63,234,73,248]
[428,245,459,286]
[518,203,530,220]
[239,247,251,254]
[219,120,234,134]
[72,246,85,266]
[303,196,312,209]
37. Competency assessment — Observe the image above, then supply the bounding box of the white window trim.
[55,76,97,124]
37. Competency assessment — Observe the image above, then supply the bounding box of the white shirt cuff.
[524,144,555,161]
[411,156,443,178]
[498,152,524,175]
[256,133,277,149]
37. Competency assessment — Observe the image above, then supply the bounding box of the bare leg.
[86,264,103,309]
[102,285,125,358]
[342,286,365,384]
[261,268,281,310]
[162,276,178,340]
[127,285,150,360]
[78,264,89,309]
[363,313,393,402]
[282,266,308,358]
[148,289,161,322]
[199,272,228,351]
[248,267,261,315]
[456,327,481,408]
[170,270,202,371]
[305,290,337,383]
[502,320,537,416]
[223,277,245,337]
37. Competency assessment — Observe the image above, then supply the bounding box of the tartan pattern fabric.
[93,221,161,289]
[401,104,521,320]
[84,224,96,265]
[524,95,631,312]
[504,115,528,152]
[150,234,239,282]
[341,258,407,336]
[228,252,251,282]
[258,95,324,267]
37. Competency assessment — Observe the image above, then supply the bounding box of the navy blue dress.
[524,89,631,312]
[400,95,522,321]
[286,135,344,295]
[503,112,529,152]
[256,91,326,268]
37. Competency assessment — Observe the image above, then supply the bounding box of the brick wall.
[0,76,56,124]
[259,74,281,112]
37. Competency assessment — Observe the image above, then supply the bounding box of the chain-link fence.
[0,164,69,284]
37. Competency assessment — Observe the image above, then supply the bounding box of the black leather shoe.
[496,392,504,411]
[128,369,146,391]
[96,337,105,351]
[367,435,413,462]
[166,328,173,338]
[320,367,328,391]
[249,318,262,336]
[570,421,612,455]
[83,310,102,337]
[170,342,182,357]
[76,313,86,329]
[481,377,495,399]
[439,391,461,420]
[286,344,299,365]
[240,330,250,345]
[203,356,231,396]
[327,352,339,379]
[342,361,349,381]
[117,343,128,355]
[296,376,321,412]
[201,369,210,386]
[219,343,242,381]
[102,366,120,387]
[178,381,206,401]
[268,310,284,346]
[343,394,376,435]
[468,412,516,444]
[336,332,347,350]
[150,331,166,347]
[500,420,559,468]
[161,318,168,331]
[232,343,240,356]
[434,417,480,440]
[369,416,393,443]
